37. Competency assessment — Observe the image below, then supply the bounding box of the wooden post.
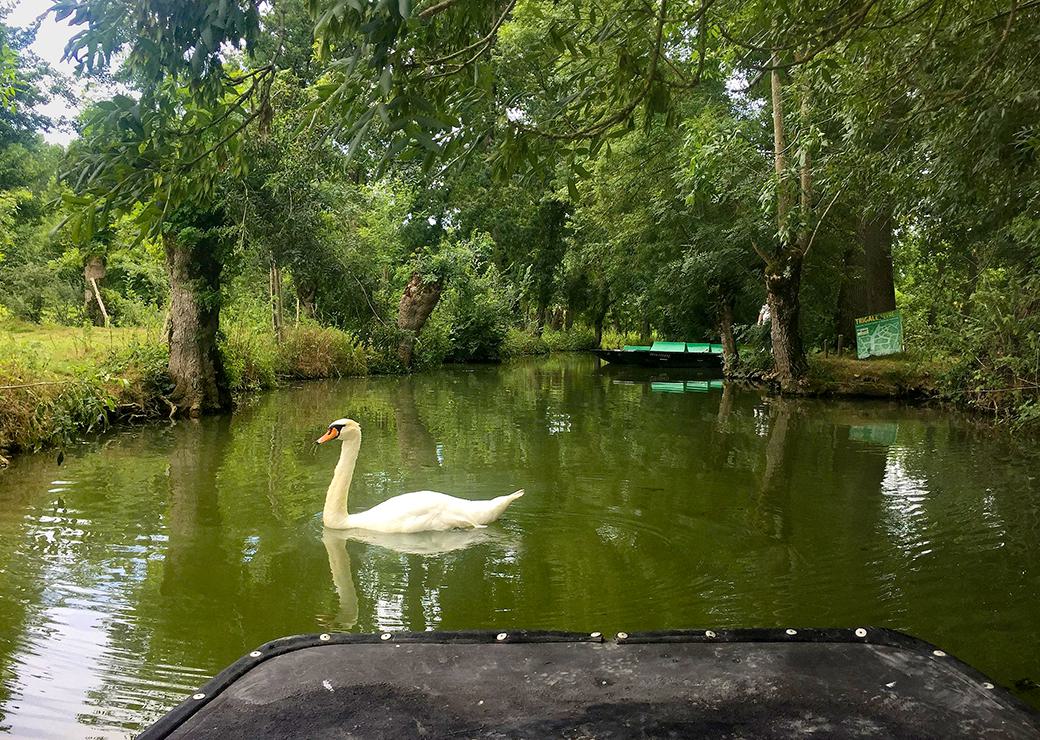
[836,334,843,356]
[89,277,110,328]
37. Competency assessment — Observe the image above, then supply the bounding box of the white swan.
[317,418,524,532]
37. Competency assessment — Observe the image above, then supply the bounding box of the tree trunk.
[564,308,574,330]
[719,297,739,375]
[764,53,809,386]
[534,303,547,337]
[296,279,317,321]
[83,254,107,327]
[766,257,808,386]
[396,271,443,369]
[269,262,284,343]
[164,234,231,417]
[592,305,608,347]
[836,208,897,345]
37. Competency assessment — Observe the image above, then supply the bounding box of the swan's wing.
[348,491,480,532]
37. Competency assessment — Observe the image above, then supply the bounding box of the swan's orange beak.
[316,428,339,444]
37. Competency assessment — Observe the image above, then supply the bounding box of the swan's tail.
[474,489,524,525]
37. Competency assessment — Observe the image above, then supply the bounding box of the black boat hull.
[142,628,1040,739]
[592,348,723,369]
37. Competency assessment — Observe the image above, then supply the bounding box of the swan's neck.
[323,433,360,528]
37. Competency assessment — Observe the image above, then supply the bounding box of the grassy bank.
[802,354,947,400]
[0,319,373,462]
[0,321,603,462]
[767,352,1035,428]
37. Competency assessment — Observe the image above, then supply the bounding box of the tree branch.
[425,0,517,78]
[516,0,672,141]
[417,0,462,19]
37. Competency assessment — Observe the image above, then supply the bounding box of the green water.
[1,354,1038,736]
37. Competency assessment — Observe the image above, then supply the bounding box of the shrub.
[275,325,368,379]
[104,339,171,399]
[1,342,175,455]
[501,328,549,358]
[0,358,135,454]
[221,329,278,392]
[599,328,646,349]
[413,312,453,370]
[100,288,163,328]
[543,326,597,352]
[939,268,1040,425]
[446,295,509,361]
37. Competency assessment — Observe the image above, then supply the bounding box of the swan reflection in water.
[321,526,520,628]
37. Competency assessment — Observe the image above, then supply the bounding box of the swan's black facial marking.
[317,424,342,444]
[317,419,358,444]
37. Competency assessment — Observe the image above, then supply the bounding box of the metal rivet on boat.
[381,633,392,641]
[496,632,508,641]
[785,629,797,636]
[705,630,717,638]
[855,628,867,638]
[192,693,206,700]
[933,650,946,657]
[590,631,602,639]
[983,682,994,690]
[249,650,262,658]
[616,632,628,640]
[319,633,331,641]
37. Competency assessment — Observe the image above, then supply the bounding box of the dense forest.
[0,0,1038,442]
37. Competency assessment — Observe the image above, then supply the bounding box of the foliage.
[543,327,597,352]
[501,328,549,358]
[221,328,279,392]
[0,0,1032,428]
[941,269,1040,424]
[275,325,368,379]
[0,334,169,453]
[442,260,513,362]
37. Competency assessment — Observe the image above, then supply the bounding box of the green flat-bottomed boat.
[593,341,724,369]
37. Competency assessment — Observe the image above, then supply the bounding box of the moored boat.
[593,340,724,369]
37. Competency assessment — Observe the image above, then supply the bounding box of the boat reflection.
[598,363,725,394]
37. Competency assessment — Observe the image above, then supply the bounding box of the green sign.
[855,310,903,358]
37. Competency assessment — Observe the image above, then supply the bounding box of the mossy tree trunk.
[765,256,808,381]
[396,271,443,369]
[164,233,231,417]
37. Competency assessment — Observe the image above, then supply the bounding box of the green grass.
[0,319,373,461]
[0,318,157,378]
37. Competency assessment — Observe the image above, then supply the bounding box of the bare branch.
[417,0,461,20]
